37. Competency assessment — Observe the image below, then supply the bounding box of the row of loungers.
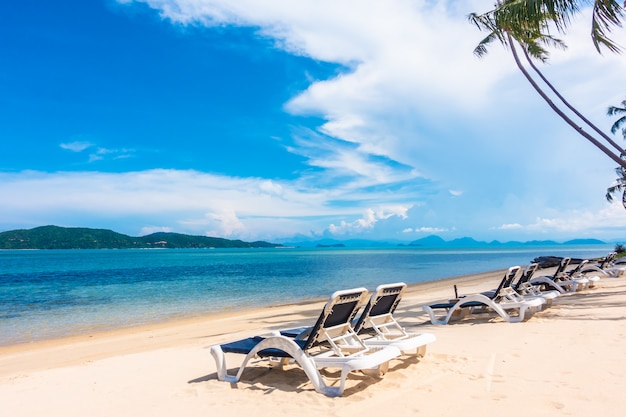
[423,256,597,325]
[209,252,624,397]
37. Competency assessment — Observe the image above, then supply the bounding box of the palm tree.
[469,1,626,170]
[606,158,626,209]
[608,99,626,139]
[606,100,626,207]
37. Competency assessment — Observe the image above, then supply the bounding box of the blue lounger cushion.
[220,336,308,358]
[427,300,486,309]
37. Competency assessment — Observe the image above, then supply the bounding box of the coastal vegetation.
[0,225,283,250]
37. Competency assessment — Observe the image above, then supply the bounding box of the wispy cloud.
[60,141,94,152]
[1,168,625,241]
[403,227,450,234]
[60,140,135,163]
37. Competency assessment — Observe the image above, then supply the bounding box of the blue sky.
[1,0,626,243]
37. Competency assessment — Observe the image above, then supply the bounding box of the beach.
[1,268,625,417]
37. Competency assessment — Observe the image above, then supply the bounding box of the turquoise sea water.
[0,245,615,346]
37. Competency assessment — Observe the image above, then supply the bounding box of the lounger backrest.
[567,259,588,275]
[553,257,571,278]
[599,252,616,269]
[352,282,406,333]
[493,266,521,302]
[514,263,538,290]
[302,288,369,351]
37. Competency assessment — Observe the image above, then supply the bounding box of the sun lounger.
[422,266,544,325]
[581,252,626,278]
[564,259,600,288]
[530,257,589,294]
[351,282,436,356]
[210,287,402,397]
[513,263,560,307]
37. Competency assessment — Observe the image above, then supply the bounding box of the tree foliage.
[470,1,624,58]
[0,225,282,249]
[469,1,626,172]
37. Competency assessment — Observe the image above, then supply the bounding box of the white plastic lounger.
[423,266,544,325]
[530,258,589,294]
[351,282,436,356]
[210,288,401,397]
[565,259,600,288]
[581,252,626,278]
[513,263,560,307]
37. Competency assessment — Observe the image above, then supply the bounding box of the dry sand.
[1,268,625,417]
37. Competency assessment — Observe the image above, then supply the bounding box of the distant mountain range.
[0,226,283,250]
[404,235,607,248]
[0,226,612,250]
[283,235,609,248]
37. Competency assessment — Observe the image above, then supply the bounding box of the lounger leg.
[210,345,239,383]
[246,337,334,397]
[422,306,458,325]
[415,344,427,358]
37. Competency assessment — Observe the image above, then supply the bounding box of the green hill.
[0,226,283,249]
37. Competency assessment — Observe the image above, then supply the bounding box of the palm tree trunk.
[521,47,625,155]
[507,33,626,170]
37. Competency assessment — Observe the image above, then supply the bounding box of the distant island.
[402,235,607,248]
[283,235,611,248]
[0,226,283,250]
[0,226,616,250]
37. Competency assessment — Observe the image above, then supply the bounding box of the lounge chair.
[210,287,402,397]
[422,266,544,325]
[564,259,600,288]
[351,282,436,356]
[530,257,589,294]
[513,263,560,307]
[581,252,626,278]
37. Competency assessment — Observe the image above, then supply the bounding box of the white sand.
[1,269,625,417]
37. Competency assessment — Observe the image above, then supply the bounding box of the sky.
[1,0,626,244]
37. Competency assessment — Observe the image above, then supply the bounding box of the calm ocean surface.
[0,244,615,346]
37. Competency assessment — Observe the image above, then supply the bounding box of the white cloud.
[60,141,94,152]
[415,227,449,234]
[327,205,411,235]
[60,139,135,163]
[2,168,624,241]
[0,170,410,240]
[497,223,523,231]
[139,225,173,235]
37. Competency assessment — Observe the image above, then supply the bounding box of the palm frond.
[474,32,503,57]
[591,0,625,53]
[607,100,626,116]
[606,183,623,202]
[610,115,626,136]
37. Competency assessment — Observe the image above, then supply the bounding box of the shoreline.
[0,268,506,353]
[0,267,513,378]
[2,266,625,416]
[3,246,613,349]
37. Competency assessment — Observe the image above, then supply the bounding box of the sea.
[0,244,615,346]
